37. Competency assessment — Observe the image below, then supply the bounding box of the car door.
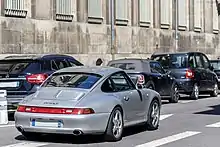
[150,62,170,96]
[110,72,145,122]
[200,53,215,90]
[194,53,207,91]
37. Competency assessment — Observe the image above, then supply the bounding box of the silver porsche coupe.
[14,66,161,141]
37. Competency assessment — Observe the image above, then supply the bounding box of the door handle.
[123,96,129,101]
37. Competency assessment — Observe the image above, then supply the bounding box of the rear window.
[108,63,136,70]
[42,72,102,89]
[126,73,139,84]
[152,54,188,69]
[0,59,40,74]
[211,61,220,70]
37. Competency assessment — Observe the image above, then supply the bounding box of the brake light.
[26,74,48,84]
[137,75,145,84]
[186,69,194,79]
[17,105,95,115]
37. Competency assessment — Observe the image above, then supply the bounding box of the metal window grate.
[4,0,27,18]
[56,0,74,21]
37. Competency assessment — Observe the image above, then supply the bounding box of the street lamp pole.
[110,0,115,60]
[174,0,178,52]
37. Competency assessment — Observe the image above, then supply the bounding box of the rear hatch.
[151,53,190,79]
[0,59,42,96]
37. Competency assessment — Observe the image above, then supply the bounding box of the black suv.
[107,59,180,103]
[0,54,83,112]
[151,52,218,100]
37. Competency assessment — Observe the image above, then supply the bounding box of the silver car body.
[14,66,161,135]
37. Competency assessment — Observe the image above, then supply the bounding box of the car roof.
[151,51,201,56]
[3,54,75,60]
[54,66,123,77]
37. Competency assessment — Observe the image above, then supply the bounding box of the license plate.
[31,119,63,128]
[0,82,19,88]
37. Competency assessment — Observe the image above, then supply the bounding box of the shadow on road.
[15,125,150,144]
[194,104,220,115]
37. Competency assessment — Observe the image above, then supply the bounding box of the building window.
[139,0,153,27]
[194,0,201,32]
[160,0,172,29]
[213,0,219,34]
[115,0,128,26]
[56,0,74,21]
[4,0,27,18]
[88,0,103,24]
[178,0,187,31]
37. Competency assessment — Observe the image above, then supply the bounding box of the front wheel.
[146,99,160,130]
[210,82,218,97]
[104,107,124,142]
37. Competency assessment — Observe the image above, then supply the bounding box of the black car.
[0,54,83,112]
[210,59,220,88]
[151,52,218,100]
[107,58,180,103]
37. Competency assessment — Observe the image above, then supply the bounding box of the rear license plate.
[31,119,63,128]
[0,82,19,88]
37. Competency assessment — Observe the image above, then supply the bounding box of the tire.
[169,83,180,103]
[104,107,124,142]
[210,82,218,97]
[146,99,160,130]
[190,83,199,100]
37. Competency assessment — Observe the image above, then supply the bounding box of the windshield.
[42,72,102,89]
[211,61,220,70]
[152,54,188,69]
[0,59,40,74]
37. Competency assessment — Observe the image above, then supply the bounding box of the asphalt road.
[1,95,220,147]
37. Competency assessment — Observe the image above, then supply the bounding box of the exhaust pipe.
[17,126,24,133]
[73,129,83,136]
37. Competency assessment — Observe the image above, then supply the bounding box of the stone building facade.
[0,0,219,65]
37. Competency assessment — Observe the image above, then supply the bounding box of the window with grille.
[56,0,74,21]
[88,0,103,24]
[4,0,27,18]
[115,0,128,26]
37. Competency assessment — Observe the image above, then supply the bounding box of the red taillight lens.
[26,74,48,84]
[186,69,194,79]
[17,105,95,115]
[137,75,145,84]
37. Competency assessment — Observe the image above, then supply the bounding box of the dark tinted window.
[150,62,165,74]
[152,54,188,69]
[42,72,102,89]
[0,60,40,74]
[211,61,220,70]
[54,60,69,69]
[195,54,203,68]
[109,63,136,70]
[201,54,210,69]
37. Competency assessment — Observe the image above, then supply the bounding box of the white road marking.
[1,142,49,147]
[160,114,173,121]
[206,122,220,128]
[135,131,201,147]
[179,100,194,104]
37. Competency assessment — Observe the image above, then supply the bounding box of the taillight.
[26,74,48,84]
[17,105,95,115]
[186,69,194,79]
[137,75,145,84]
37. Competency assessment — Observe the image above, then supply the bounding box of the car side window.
[150,62,165,74]
[201,54,210,69]
[110,72,134,92]
[101,78,115,93]
[188,55,196,68]
[195,54,203,68]
[54,59,69,69]
[68,60,77,66]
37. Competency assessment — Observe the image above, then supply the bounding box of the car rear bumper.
[14,112,110,135]
[175,79,194,93]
